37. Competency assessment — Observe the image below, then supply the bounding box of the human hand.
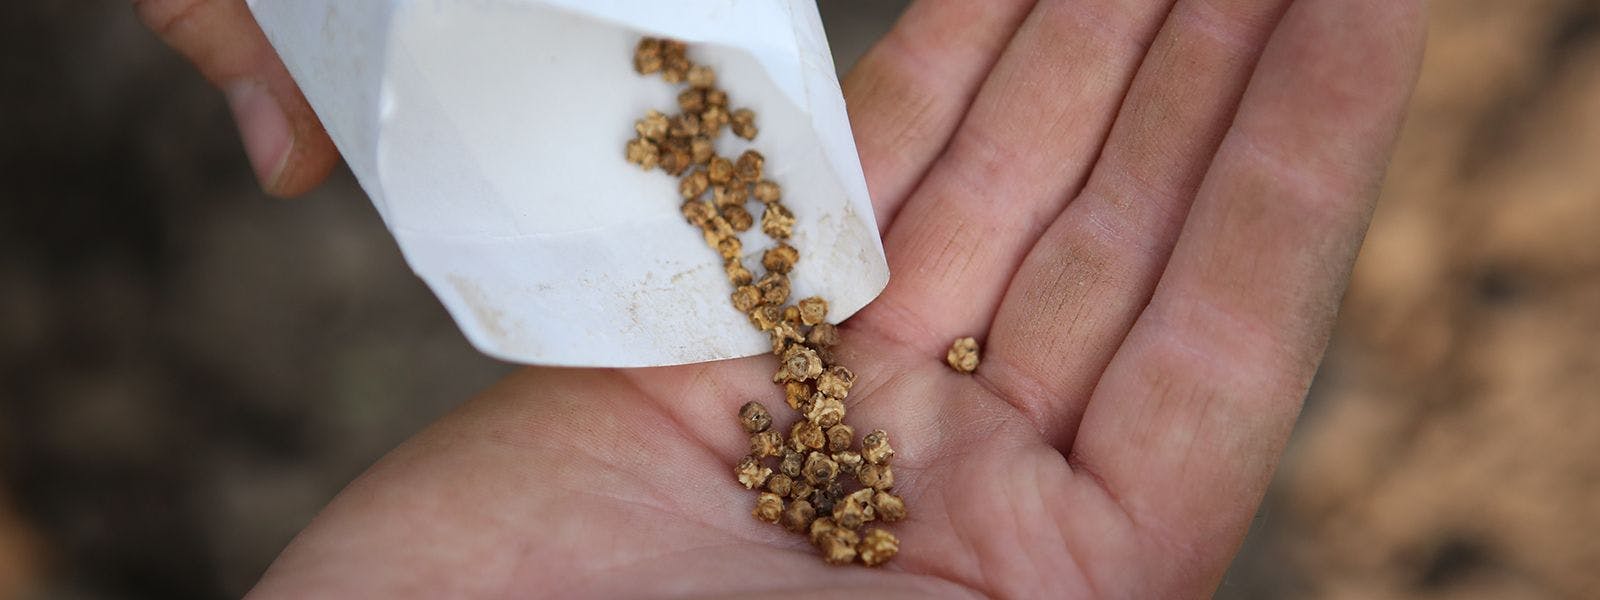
[241,0,1424,596]
[136,0,339,197]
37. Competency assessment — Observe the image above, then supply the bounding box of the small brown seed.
[789,481,814,504]
[753,180,782,203]
[633,38,664,74]
[724,259,753,286]
[735,149,765,182]
[715,235,742,261]
[723,204,753,232]
[810,480,843,517]
[731,285,761,313]
[705,89,728,107]
[794,296,828,326]
[735,455,771,490]
[662,55,690,83]
[781,499,815,534]
[789,420,826,452]
[946,336,980,374]
[807,322,840,347]
[731,108,758,140]
[680,199,714,227]
[826,425,855,453]
[783,305,803,326]
[707,157,734,185]
[766,473,794,498]
[816,365,855,399]
[679,169,709,199]
[635,110,669,141]
[762,243,800,274]
[872,491,907,523]
[832,450,863,475]
[677,88,706,113]
[659,147,692,175]
[625,137,659,169]
[779,451,805,479]
[757,272,790,306]
[809,516,838,546]
[701,106,730,134]
[669,113,701,138]
[690,136,714,165]
[748,304,782,331]
[760,201,794,239]
[770,321,804,355]
[806,396,845,428]
[857,529,899,566]
[774,343,822,383]
[687,64,716,88]
[802,451,839,485]
[819,527,860,564]
[750,430,784,458]
[783,382,812,412]
[832,488,876,530]
[862,429,895,465]
[858,462,894,491]
[753,492,783,524]
[738,401,772,433]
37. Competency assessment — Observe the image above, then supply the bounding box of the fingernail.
[225,81,293,192]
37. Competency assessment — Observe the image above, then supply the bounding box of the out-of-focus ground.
[0,1,1594,598]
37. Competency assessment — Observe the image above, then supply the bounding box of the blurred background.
[1,0,1595,598]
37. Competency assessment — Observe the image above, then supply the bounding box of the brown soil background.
[1,1,1595,598]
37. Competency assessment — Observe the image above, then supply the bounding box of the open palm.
[247,0,1423,597]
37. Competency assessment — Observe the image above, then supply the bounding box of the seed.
[756,272,790,306]
[625,137,659,169]
[766,473,794,498]
[679,169,709,199]
[754,180,782,203]
[862,430,895,465]
[635,110,669,141]
[946,337,980,374]
[712,183,747,208]
[723,205,753,232]
[808,516,838,546]
[810,480,843,517]
[806,396,845,428]
[659,147,692,175]
[690,137,714,165]
[731,108,758,140]
[819,527,859,564]
[779,451,805,479]
[789,481,814,504]
[832,450,863,475]
[826,425,854,453]
[705,89,728,107]
[748,304,782,331]
[669,113,701,138]
[753,492,783,524]
[816,365,854,399]
[687,64,716,88]
[735,150,765,182]
[760,202,794,238]
[789,420,826,452]
[858,462,894,491]
[783,305,803,326]
[770,321,804,355]
[789,296,825,326]
[832,488,876,530]
[807,323,840,347]
[735,455,771,490]
[678,88,706,113]
[774,343,822,383]
[762,243,799,274]
[724,259,753,286]
[857,529,899,567]
[781,498,816,534]
[731,285,761,313]
[738,401,772,433]
[750,430,785,458]
[633,38,664,74]
[707,157,734,185]
[701,106,730,134]
[802,451,839,485]
[715,235,742,261]
[872,491,907,523]
[680,199,714,227]
[662,54,691,83]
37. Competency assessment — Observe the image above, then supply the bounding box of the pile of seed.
[625,37,904,567]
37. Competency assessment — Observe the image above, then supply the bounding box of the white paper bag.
[247,0,889,367]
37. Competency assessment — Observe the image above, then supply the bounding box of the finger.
[851,0,1179,356]
[842,0,1036,230]
[1071,0,1424,586]
[134,0,337,197]
[984,0,1293,446]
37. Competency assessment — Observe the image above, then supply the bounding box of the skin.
[136,0,1426,597]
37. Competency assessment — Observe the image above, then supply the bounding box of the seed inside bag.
[627,37,906,567]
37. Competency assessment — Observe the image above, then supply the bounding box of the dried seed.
[738,401,772,433]
[748,304,782,331]
[754,180,782,203]
[731,285,761,313]
[872,491,907,523]
[707,157,734,185]
[858,462,894,491]
[789,420,826,452]
[762,244,799,274]
[750,430,785,458]
[832,488,876,530]
[635,110,669,141]
[679,169,709,199]
[705,89,728,107]
[766,473,794,498]
[807,322,840,347]
[680,199,714,227]
[783,305,803,326]
[819,527,860,564]
[660,147,692,175]
[624,137,659,170]
[753,492,783,524]
[779,451,805,479]
[796,296,828,327]
[802,451,839,485]
[711,182,747,208]
[816,365,855,399]
[734,150,765,182]
[806,396,845,428]
[677,88,706,113]
[770,321,804,355]
[662,54,690,83]
[757,272,790,306]
[715,235,742,261]
[731,108,758,140]
[760,202,794,238]
[825,424,854,454]
[687,64,716,88]
[690,136,714,165]
[783,382,812,412]
[669,112,701,138]
[701,106,730,134]
[633,38,664,74]
[857,529,899,566]
[723,205,753,233]
[774,343,822,383]
[735,455,771,490]
[809,516,838,546]
[810,480,843,517]
[781,498,816,534]
[862,430,895,465]
[946,336,980,374]
[724,259,753,286]
[832,450,863,475]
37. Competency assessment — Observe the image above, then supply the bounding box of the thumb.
[134,0,338,197]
